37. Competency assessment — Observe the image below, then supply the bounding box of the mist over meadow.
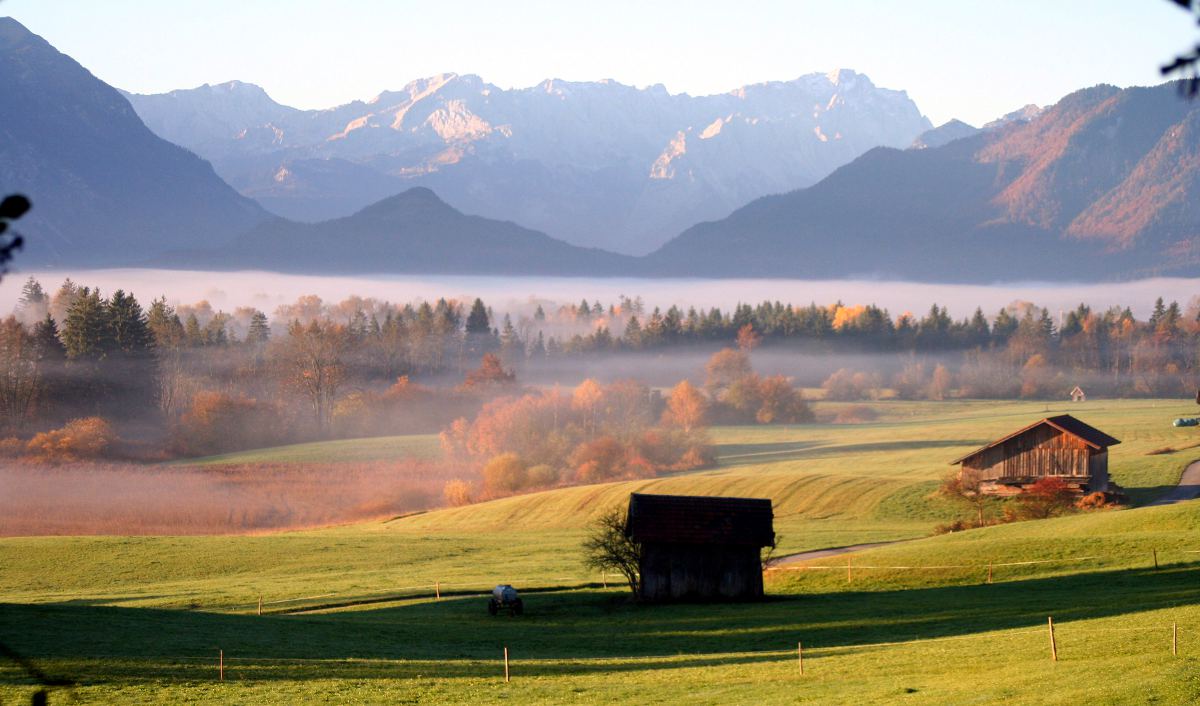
[5,269,1197,321]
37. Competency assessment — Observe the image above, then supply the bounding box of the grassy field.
[174,434,442,466]
[5,398,1200,703]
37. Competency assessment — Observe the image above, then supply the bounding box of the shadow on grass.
[5,563,1200,684]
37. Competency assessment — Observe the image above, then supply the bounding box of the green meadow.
[4,398,1200,704]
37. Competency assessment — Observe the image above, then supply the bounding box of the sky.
[2,0,1197,126]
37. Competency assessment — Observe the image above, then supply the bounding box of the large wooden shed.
[950,414,1120,496]
[625,493,774,602]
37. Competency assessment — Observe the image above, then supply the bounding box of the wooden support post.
[257,595,262,616]
[219,649,225,681]
[987,562,993,584]
[798,641,804,675]
[1173,622,1178,656]
[1154,549,1160,570]
[435,581,441,599]
[847,556,852,584]
[503,646,510,683]
[1047,617,1057,662]
[602,572,607,588]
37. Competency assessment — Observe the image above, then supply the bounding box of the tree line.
[2,276,1196,459]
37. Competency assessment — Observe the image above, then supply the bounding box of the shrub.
[932,519,971,535]
[481,453,529,496]
[1011,477,1077,519]
[443,479,473,507]
[173,391,284,456]
[526,464,560,488]
[0,436,23,457]
[1076,491,1122,511]
[462,353,515,389]
[822,368,869,401]
[572,436,629,484]
[26,417,116,463]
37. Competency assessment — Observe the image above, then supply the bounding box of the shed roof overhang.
[950,414,1121,466]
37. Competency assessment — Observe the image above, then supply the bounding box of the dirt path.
[1148,460,1200,506]
[771,541,904,567]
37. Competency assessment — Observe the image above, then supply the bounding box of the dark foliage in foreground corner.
[1164,0,1200,96]
[0,194,30,277]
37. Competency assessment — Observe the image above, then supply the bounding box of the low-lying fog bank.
[4,269,1197,319]
[0,460,451,535]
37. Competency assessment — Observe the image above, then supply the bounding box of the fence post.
[257,595,262,616]
[847,556,852,584]
[219,649,225,681]
[436,581,441,600]
[798,641,804,675]
[503,646,510,683]
[1173,622,1178,656]
[1154,549,1160,570]
[1047,617,1058,662]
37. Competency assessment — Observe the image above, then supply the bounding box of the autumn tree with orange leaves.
[662,379,707,433]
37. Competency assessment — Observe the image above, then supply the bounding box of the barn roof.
[950,414,1121,465]
[625,493,774,547]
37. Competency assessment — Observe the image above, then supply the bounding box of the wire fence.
[8,544,1199,702]
[5,616,1186,693]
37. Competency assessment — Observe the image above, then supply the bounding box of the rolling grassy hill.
[175,434,441,466]
[4,399,1200,703]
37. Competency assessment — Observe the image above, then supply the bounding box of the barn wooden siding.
[953,415,1119,494]
[962,425,1093,481]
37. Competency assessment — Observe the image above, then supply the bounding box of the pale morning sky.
[2,0,1196,126]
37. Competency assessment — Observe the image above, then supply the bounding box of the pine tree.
[992,309,1017,340]
[147,298,185,349]
[16,277,47,321]
[533,304,546,322]
[529,330,546,358]
[32,314,65,361]
[246,310,270,345]
[623,315,643,349]
[204,313,230,345]
[184,313,204,347]
[465,298,490,335]
[968,307,990,343]
[1149,297,1167,328]
[107,290,154,356]
[60,288,112,360]
[49,278,80,324]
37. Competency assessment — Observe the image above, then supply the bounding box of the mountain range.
[646,82,1200,280]
[4,16,1200,282]
[157,187,636,275]
[0,17,267,266]
[124,70,932,254]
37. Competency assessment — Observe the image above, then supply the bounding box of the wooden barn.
[950,414,1120,496]
[625,493,774,602]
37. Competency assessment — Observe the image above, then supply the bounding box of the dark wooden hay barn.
[950,414,1120,496]
[625,493,774,602]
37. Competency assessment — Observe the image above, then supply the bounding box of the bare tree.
[275,319,349,433]
[582,506,641,598]
[937,470,990,527]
